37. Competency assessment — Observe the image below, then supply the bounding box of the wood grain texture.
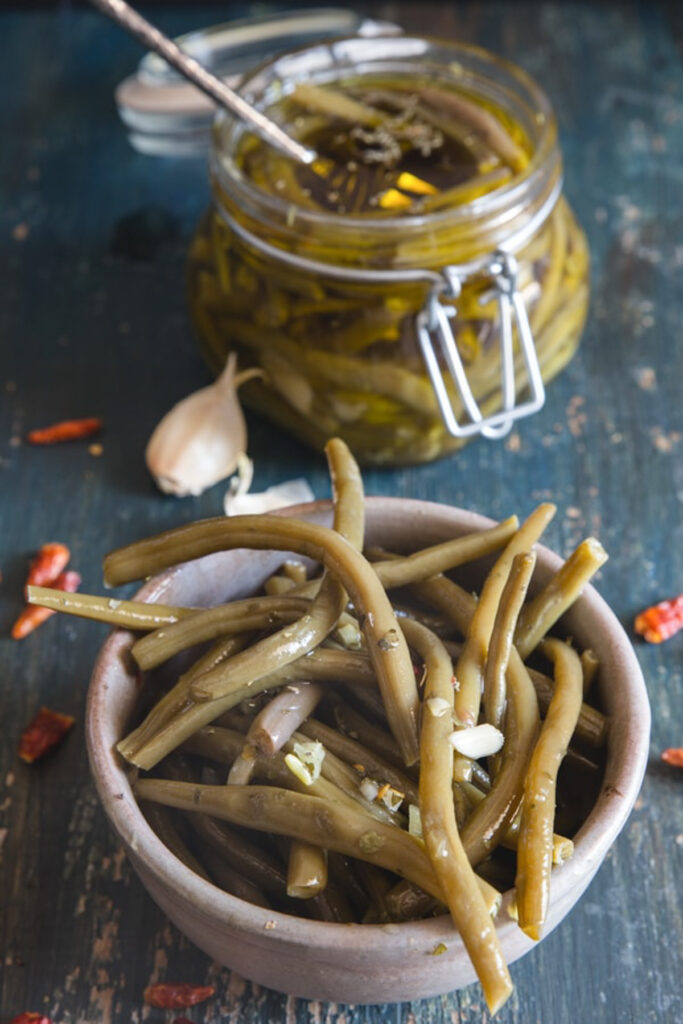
[0,2,681,1022]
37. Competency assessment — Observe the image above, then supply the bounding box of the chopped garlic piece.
[378,784,405,813]
[224,477,314,516]
[426,697,451,718]
[284,753,313,786]
[334,620,363,650]
[360,778,379,802]
[449,723,504,759]
[408,803,423,838]
[292,739,325,783]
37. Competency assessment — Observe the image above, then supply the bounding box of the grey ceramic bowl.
[86,499,650,1004]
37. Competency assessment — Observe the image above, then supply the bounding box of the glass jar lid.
[114,8,400,156]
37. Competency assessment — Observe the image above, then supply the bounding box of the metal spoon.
[89,0,315,164]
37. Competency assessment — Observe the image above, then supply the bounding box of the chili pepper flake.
[12,570,81,639]
[26,417,103,445]
[662,748,683,768]
[634,594,683,643]
[143,984,215,1009]
[10,1012,52,1023]
[25,542,71,591]
[19,707,75,764]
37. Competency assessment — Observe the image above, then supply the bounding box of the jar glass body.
[188,36,589,465]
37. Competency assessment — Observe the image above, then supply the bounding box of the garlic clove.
[145,354,247,497]
[449,723,504,759]
[223,477,314,516]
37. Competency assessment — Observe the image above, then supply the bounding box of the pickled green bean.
[370,515,519,590]
[132,595,310,671]
[287,841,328,899]
[121,647,376,770]
[117,634,251,763]
[143,802,210,881]
[483,551,536,733]
[454,503,555,727]
[134,779,448,904]
[515,638,583,939]
[104,512,420,765]
[26,585,194,630]
[404,616,512,1014]
[201,847,271,908]
[580,649,600,695]
[404,574,541,864]
[515,538,608,659]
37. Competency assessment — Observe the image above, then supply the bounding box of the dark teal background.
[0,3,681,1022]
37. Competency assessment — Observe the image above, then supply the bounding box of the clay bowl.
[86,498,649,1004]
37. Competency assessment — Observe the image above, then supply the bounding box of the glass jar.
[188,36,589,466]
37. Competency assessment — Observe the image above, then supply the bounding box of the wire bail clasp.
[416,250,546,440]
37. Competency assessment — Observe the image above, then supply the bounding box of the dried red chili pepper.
[12,570,81,639]
[143,984,215,1009]
[25,542,71,591]
[18,707,75,764]
[634,594,683,643]
[10,1012,52,1023]
[26,417,103,445]
[661,748,683,768]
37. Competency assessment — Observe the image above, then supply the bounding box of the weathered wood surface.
[0,2,681,1022]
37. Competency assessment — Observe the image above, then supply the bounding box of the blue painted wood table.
[0,2,681,1022]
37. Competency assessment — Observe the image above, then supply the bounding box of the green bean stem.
[515,639,583,940]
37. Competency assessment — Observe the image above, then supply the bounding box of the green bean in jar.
[188,37,589,465]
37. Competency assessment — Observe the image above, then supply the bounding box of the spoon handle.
[89,0,314,164]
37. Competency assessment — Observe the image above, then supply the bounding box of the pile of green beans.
[29,439,610,1014]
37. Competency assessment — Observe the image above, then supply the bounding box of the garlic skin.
[146,354,248,497]
[223,477,315,516]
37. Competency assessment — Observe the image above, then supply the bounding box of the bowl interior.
[86,498,650,1000]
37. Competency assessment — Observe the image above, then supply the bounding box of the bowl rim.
[86,496,650,955]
